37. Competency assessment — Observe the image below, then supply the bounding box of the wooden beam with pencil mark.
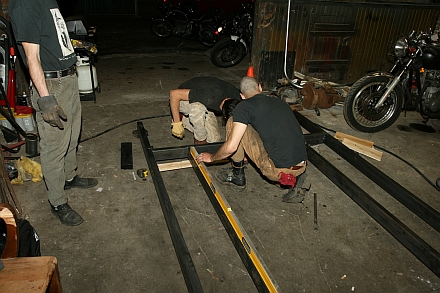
[158,159,230,172]
[334,132,374,148]
[342,138,382,161]
[158,160,192,172]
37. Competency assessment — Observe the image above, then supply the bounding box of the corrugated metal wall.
[251,0,440,89]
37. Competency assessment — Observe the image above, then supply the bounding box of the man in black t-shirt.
[9,0,98,226]
[170,76,240,144]
[197,77,308,202]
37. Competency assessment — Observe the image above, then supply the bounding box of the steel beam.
[294,112,440,277]
[293,111,440,233]
[150,133,325,161]
[137,122,204,293]
[307,145,440,277]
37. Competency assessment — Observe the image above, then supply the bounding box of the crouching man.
[170,76,241,144]
[196,77,308,201]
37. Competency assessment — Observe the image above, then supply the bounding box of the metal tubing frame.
[137,122,204,293]
[137,106,440,291]
[293,111,440,233]
[293,112,440,277]
[138,121,283,292]
[307,146,440,277]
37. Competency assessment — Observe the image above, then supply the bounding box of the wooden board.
[158,160,192,172]
[342,138,382,161]
[335,132,374,148]
[157,158,230,172]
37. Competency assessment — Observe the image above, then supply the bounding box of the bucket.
[0,116,12,130]
[25,133,38,156]
[0,113,35,132]
[15,113,35,132]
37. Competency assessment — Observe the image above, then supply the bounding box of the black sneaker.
[215,167,246,189]
[51,203,84,226]
[64,176,98,190]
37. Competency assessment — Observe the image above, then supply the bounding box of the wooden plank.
[335,132,374,148]
[157,159,230,172]
[342,138,382,161]
[158,160,192,172]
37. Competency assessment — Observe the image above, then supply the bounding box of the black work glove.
[37,95,67,129]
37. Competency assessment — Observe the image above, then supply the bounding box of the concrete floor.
[7,15,440,293]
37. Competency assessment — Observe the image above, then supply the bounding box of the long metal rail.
[138,124,204,293]
[293,112,440,277]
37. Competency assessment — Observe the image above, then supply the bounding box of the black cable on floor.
[3,114,171,160]
[316,124,440,192]
[79,113,170,143]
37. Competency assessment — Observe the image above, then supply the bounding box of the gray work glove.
[37,95,67,129]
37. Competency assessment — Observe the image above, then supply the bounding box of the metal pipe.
[283,0,292,82]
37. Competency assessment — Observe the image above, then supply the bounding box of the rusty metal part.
[316,84,342,109]
[300,82,319,110]
[301,82,342,110]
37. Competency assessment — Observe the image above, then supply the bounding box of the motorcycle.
[343,29,440,133]
[150,0,219,47]
[209,4,253,68]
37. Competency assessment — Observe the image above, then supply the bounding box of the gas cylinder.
[76,56,98,94]
[0,46,17,108]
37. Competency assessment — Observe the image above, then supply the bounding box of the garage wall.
[251,0,440,89]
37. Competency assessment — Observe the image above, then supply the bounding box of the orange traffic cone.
[246,66,254,78]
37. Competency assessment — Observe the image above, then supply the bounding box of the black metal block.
[121,142,133,169]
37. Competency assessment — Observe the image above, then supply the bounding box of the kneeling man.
[196,77,308,201]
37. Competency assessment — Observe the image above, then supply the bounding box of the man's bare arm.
[197,122,247,163]
[169,88,190,122]
[22,42,49,97]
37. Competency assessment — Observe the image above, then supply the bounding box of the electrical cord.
[79,113,170,143]
[2,113,171,160]
[317,124,440,192]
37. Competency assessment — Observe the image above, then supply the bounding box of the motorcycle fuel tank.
[421,45,440,70]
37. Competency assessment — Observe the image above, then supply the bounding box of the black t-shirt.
[178,77,240,113]
[233,94,308,168]
[9,0,77,71]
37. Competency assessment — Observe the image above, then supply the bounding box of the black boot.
[51,203,84,226]
[282,173,309,203]
[216,160,246,189]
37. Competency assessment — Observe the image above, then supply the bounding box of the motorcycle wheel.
[150,20,173,38]
[210,38,247,68]
[200,27,217,48]
[343,75,404,133]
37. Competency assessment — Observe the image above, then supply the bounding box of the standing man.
[197,77,308,202]
[170,76,241,144]
[9,0,98,226]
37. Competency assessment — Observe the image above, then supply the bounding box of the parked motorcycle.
[209,4,253,68]
[343,29,440,133]
[150,0,219,47]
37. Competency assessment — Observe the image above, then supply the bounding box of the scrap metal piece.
[300,82,341,110]
[300,82,319,110]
